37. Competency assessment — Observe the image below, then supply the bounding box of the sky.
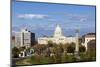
[12,0,96,37]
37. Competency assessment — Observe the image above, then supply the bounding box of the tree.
[67,43,75,53]
[12,47,20,58]
[87,40,96,52]
[47,41,54,47]
[49,46,62,63]
[49,54,56,63]
[62,43,69,52]
[61,51,68,62]
[87,40,96,60]
[57,44,64,56]
[44,47,51,57]
[79,45,86,52]
[67,45,74,53]
[19,46,25,51]
[33,44,44,55]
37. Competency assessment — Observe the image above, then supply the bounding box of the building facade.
[82,33,96,50]
[14,29,35,48]
[38,25,77,45]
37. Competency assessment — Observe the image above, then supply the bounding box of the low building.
[38,24,77,45]
[82,33,96,50]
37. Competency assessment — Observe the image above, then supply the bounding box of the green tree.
[87,40,96,60]
[49,54,56,63]
[61,52,68,62]
[12,47,20,58]
[62,43,69,52]
[49,46,62,63]
[19,46,25,51]
[47,41,54,47]
[79,45,86,53]
[67,43,75,53]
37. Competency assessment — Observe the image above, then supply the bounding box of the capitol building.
[38,24,77,45]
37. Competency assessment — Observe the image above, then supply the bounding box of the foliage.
[61,52,68,62]
[47,41,54,47]
[15,41,96,65]
[67,43,75,53]
[87,40,96,52]
[12,47,20,58]
[79,45,86,52]
[87,40,96,61]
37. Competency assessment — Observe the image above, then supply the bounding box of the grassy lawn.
[15,52,96,65]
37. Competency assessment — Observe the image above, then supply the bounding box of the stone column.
[75,29,79,54]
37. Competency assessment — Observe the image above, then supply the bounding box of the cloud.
[48,13,88,23]
[68,14,88,22]
[79,18,87,22]
[47,19,57,22]
[17,14,48,19]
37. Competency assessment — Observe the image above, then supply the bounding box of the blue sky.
[12,1,96,37]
